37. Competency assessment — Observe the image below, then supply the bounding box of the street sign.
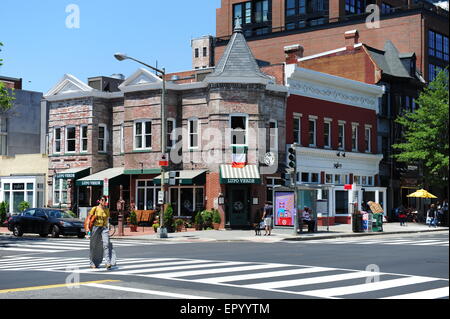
[103,178,109,196]
[159,153,169,167]
[344,184,353,190]
[158,191,164,205]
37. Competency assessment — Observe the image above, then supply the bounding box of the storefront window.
[136,180,160,210]
[180,188,194,216]
[195,188,204,211]
[53,178,68,206]
[335,191,348,214]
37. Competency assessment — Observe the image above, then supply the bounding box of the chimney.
[344,30,359,50]
[284,44,304,64]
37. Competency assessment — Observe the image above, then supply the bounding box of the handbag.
[84,207,97,231]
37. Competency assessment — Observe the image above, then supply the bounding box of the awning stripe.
[220,165,260,179]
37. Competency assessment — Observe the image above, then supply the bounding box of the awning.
[76,167,125,186]
[154,170,207,186]
[56,167,91,180]
[220,165,261,184]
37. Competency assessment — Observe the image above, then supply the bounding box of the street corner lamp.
[114,53,129,61]
[114,51,167,239]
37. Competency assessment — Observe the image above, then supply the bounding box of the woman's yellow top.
[89,205,110,228]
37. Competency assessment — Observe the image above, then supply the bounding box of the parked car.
[7,208,86,238]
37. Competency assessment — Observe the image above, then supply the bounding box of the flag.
[232,146,247,168]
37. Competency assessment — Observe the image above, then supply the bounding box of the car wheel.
[51,225,60,238]
[77,233,85,239]
[13,225,23,237]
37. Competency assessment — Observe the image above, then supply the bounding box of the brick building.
[215,0,448,83]
[294,30,426,216]
[44,26,287,229]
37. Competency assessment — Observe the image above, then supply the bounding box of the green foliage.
[18,201,30,212]
[393,69,449,187]
[0,42,15,112]
[0,201,8,223]
[194,211,203,225]
[163,204,174,230]
[129,211,138,225]
[212,209,221,224]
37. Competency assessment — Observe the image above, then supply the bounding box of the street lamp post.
[114,53,168,238]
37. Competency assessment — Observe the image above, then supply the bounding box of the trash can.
[372,213,384,232]
[352,213,364,233]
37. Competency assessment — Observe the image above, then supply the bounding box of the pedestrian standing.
[262,201,273,236]
[89,196,116,270]
[427,204,438,228]
[437,201,444,226]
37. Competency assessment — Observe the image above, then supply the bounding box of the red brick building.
[215,0,448,83]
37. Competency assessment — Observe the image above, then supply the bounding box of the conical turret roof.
[205,22,271,84]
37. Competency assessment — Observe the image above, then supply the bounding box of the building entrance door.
[228,186,249,227]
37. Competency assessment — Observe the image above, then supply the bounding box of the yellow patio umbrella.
[407,189,438,199]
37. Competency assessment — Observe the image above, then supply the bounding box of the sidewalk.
[0,223,447,243]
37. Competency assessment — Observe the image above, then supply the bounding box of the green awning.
[76,167,124,186]
[56,167,91,180]
[124,169,161,175]
[154,170,207,186]
[220,165,261,184]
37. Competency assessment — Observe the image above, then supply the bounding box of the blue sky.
[0,0,220,93]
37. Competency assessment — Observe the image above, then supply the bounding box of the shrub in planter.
[0,201,8,225]
[129,211,138,232]
[163,204,174,233]
[194,211,203,230]
[175,219,184,232]
[201,210,213,229]
[212,209,221,230]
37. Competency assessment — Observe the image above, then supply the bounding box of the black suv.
[8,208,86,238]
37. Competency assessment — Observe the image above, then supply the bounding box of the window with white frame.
[308,118,317,146]
[365,126,372,153]
[324,120,331,148]
[189,118,199,149]
[167,118,176,149]
[134,120,152,150]
[311,173,319,184]
[354,175,361,185]
[269,120,278,151]
[120,124,125,154]
[325,174,333,184]
[53,177,68,206]
[301,172,310,183]
[351,124,359,151]
[54,127,62,154]
[80,125,88,153]
[293,116,301,145]
[338,122,345,150]
[66,127,77,154]
[136,180,160,210]
[0,117,7,156]
[230,115,247,146]
[98,124,107,153]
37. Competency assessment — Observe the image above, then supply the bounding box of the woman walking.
[88,196,116,270]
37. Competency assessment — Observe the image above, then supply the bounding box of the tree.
[0,42,15,112]
[392,69,449,188]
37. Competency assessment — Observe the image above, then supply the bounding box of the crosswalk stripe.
[411,241,449,246]
[0,257,61,266]
[149,263,288,279]
[0,247,58,253]
[0,244,84,250]
[244,271,379,290]
[195,267,331,284]
[382,287,449,299]
[107,260,227,275]
[0,259,85,270]
[298,276,438,298]
[85,283,213,299]
[117,261,245,276]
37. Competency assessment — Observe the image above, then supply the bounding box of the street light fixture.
[114,52,168,238]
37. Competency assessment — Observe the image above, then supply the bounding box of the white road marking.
[382,287,449,299]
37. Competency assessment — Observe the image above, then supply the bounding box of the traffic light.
[287,146,296,171]
[282,172,292,187]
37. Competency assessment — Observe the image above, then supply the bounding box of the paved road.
[0,232,448,301]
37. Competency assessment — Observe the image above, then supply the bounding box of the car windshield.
[47,211,72,219]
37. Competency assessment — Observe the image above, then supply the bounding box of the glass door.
[229,186,248,227]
